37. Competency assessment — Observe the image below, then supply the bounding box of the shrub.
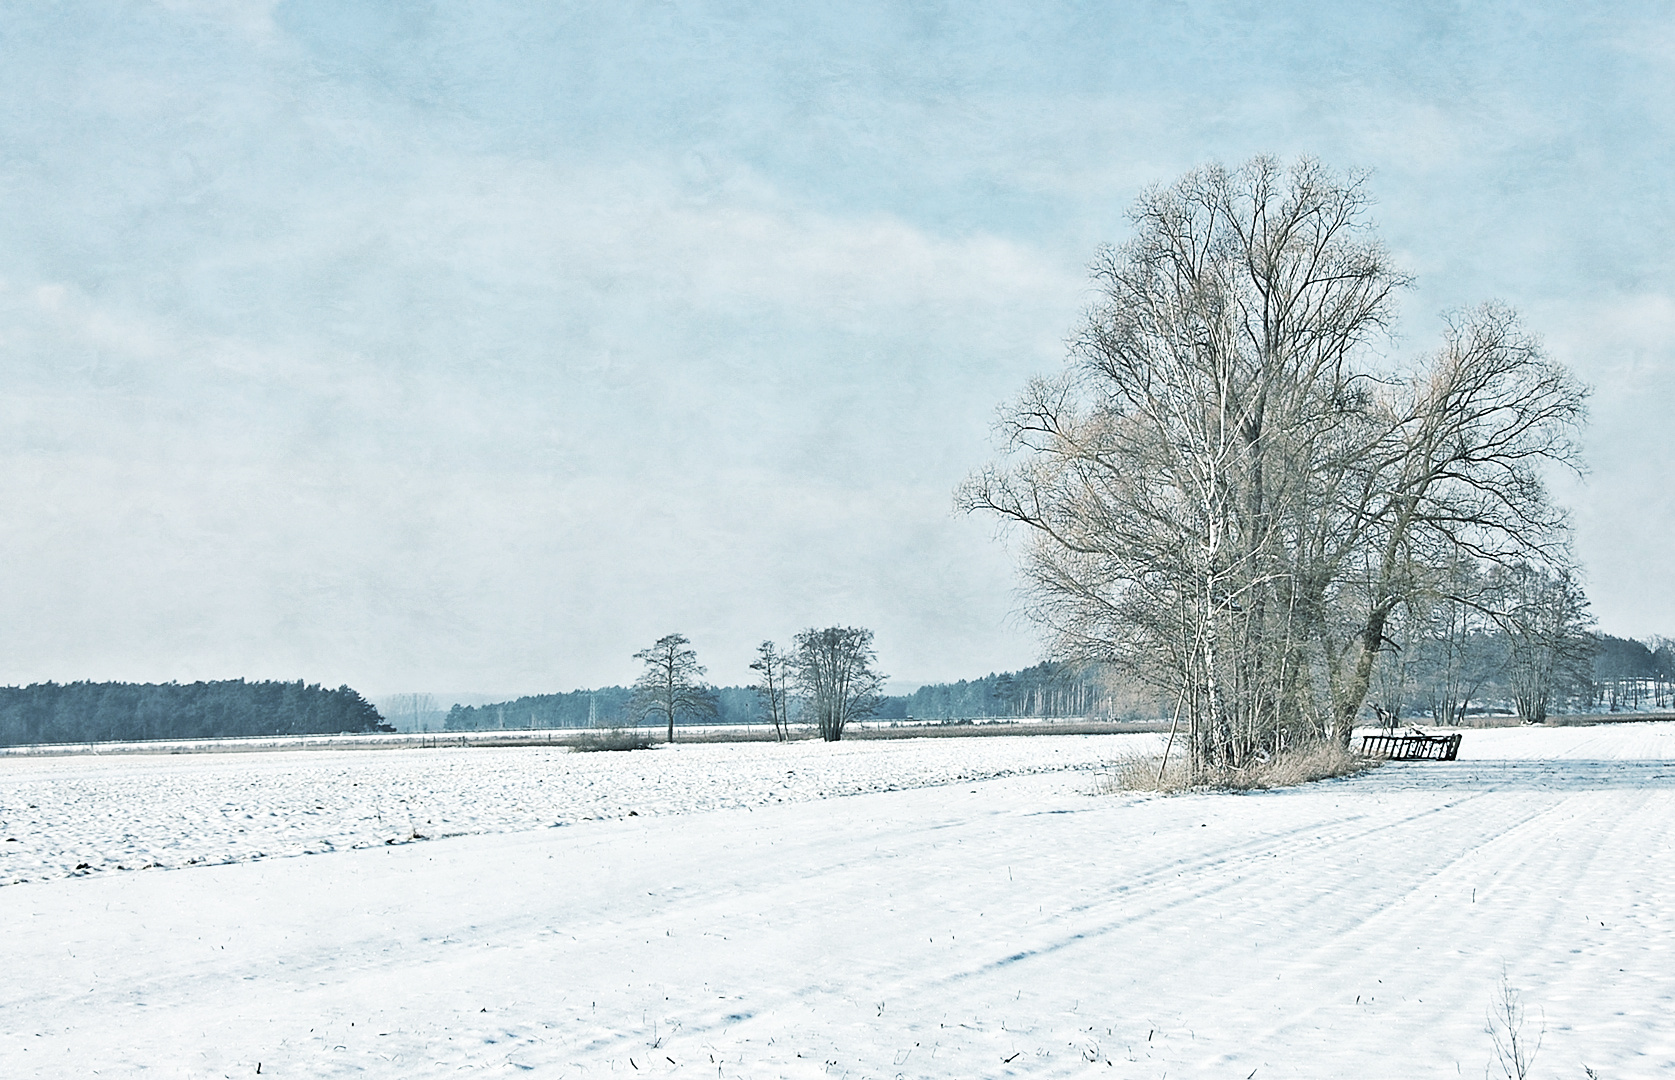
[571,729,656,752]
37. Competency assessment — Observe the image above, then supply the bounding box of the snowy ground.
[2,725,1672,1078]
[0,735,1155,887]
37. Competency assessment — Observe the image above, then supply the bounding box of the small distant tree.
[792,626,884,742]
[630,633,718,743]
[750,640,793,741]
[387,692,440,733]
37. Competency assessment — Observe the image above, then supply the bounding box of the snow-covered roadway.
[2,724,1671,1077]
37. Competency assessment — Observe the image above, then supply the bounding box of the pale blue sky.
[1,1,1671,696]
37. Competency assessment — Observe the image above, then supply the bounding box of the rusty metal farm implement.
[1360,729,1463,761]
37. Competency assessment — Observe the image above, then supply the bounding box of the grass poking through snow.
[569,729,658,752]
[1101,741,1380,794]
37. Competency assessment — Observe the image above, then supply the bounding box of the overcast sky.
[1,1,1671,698]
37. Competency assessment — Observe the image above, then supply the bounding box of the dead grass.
[1094,753,1191,794]
[1100,741,1379,794]
[570,729,658,752]
[1207,742,1380,790]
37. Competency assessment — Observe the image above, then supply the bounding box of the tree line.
[439,654,1163,735]
[439,662,1126,735]
[443,685,765,732]
[1369,625,1675,725]
[435,628,1673,738]
[1586,634,1675,713]
[896,661,1159,721]
[0,680,388,747]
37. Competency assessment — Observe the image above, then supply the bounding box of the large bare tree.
[630,633,718,743]
[960,158,1586,772]
[791,626,883,742]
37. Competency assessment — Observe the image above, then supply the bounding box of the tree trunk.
[1334,603,1392,747]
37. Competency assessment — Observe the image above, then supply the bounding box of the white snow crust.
[2,724,1672,1077]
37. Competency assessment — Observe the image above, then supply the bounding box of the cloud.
[152,0,280,38]
[3,0,1669,694]
[0,142,1073,693]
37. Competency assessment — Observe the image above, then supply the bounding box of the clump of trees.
[788,627,884,741]
[609,628,885,742]
[0,680,387,747]
[384,692,445,733]
[1585,634,1675,712]
[961,158,1587,774]
[1367,560,1595,725]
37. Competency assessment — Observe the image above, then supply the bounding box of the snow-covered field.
[3,725,1672,1077]
[0,735,1153,886]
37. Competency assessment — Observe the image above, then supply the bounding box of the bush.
[570,729,656,752]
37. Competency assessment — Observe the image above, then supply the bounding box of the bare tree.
[960,158,1586,773]
[1651,638,1675,710]
[750,640,793,741]
[630,633,718,743]
[1367,593,1430,730]
[1487,970,1543,1080]
[1407,552,1506,727]
[1493,562,1595,724]
[791,626,883,742]
[1322,304,1586,743]
[385,692,440,733]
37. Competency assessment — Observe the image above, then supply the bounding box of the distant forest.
[444,685,776,731]
[891,661,1158,721]
[1576,634,1675,711]
[438,661,1156,732]
[0,680,388,747]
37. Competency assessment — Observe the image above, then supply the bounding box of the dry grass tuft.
[571,729,657,752]
[1100,741,1378,794]
[1206,741,1379,790]
[1094,753,1195,794]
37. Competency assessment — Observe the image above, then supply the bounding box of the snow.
[1454,719,1675,760]
[0,735,1158,886]
[2,724,1672,1077]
